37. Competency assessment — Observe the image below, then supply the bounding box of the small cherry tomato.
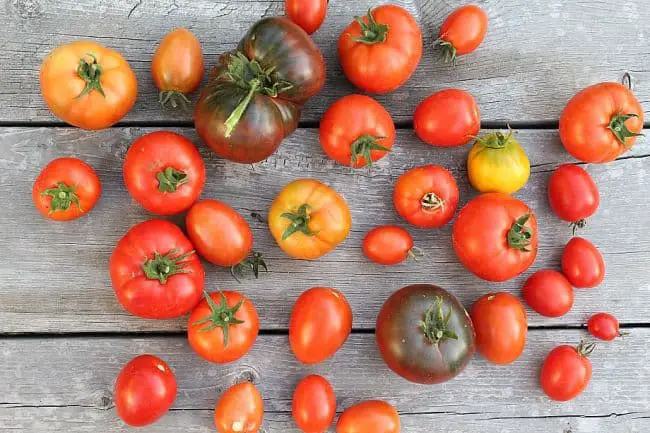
[214,382,263,433]
[413,89,480,147]
[336,400,400,433]
[561,237,605,288]
[286,0,328,34]
[292,375,336,433]
[436,5,488,63]
[548,164,600,232]
[588,313,625,341]
[540,342,594,401]
[363,226,417,265]
[522,269,574,317]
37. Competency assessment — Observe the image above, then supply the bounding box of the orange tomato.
[214,382,263,433]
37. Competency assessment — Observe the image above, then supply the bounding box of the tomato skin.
[152,28,204,100]
[32,157,101,221]
[413,89,480,147]
[561,237,605,288]
[286,0,327,34]
[40,41,137,129]
[336,400,400,433]
[292,375,336,433]
[393,165,459,228]
[114,355,177,427]
[588,313,622,341]
[290,287,352,364]
[214,382,264,433]
[522,270,574,317]
[540,344,592,401]
[548,164,599,225]
[363,226,414,265]
[437,5,488,60]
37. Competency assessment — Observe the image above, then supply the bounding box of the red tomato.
[471,292,527,364]
[393,165,459,228]
[522,270,574,317]
[437,5,488,63]
[561,237,605,288]
[362,225,416,265]
[540,342,594,401]
[187,291,259,363]
[114,355,177,427]
[548,164,599,231]
[290,287,353,364]
[319,94,395,168]
[413,89,480,147]
[32,157,101,221]
[214,382,263,433]
[123,131,205,215]
[110,219,205,319]
[286,0,327,34]
[588,312,624,341]
[338,5,422,93]
[336,400,400,433]
[292,375,336,433]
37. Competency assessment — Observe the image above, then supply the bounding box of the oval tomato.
[319,94,395,168]
[114,355,176,427]
[32,157,101,221]
[363,226,416,265]
[188,291,259,363]
[109,219,205,319]
[453,193,538,281]
[338,5,422,93]
[540,342,594,401]
[292,375,336,433]
[214,382,263,433]
[548,164,600,231]
[40,41,137,129]
[588,313,624,341]
[413,89,480,147]
[522,270,574,318]
[286,0,327,34]
[337,400,400,433]
[123,131,205,216]
[561,237,605,288]
[290,287,352,364]
[393,165,459,228]
[436,5,488,63]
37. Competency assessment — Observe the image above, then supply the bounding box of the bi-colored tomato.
[548,164,600,231]
[338,5,422,93]
[214,382,264,433]
[413,89,480,147]
[40,41,137,129]
[540,342,594,401]
[436,5,488,63]
[32,157,101,221]
[363,226,416,265]
[561,237,605,288]
[337,400,400,433]
[292,375,336,433]
[588,312,623,341]
[286,0,327,34]
[522,270,574,318]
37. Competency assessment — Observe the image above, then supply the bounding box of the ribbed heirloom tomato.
[292,375,336,433]
[214,382,264,433]
[561,237,605,288]
[522,270,574,318]
[286,0,328,34]
[414,89,480,147]
[363,226,417,265]
[337,400,400,433]
[548,164,600,231]
[436,5,488,63]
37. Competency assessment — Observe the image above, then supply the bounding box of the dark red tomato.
[540,342,594,401]
[286,0,327,34]
[114,354,177,427]
[548,164,599,231]
[214,382,264,433]
[588,312,624,341]
[522,270,574,317]
[393,165,459,228]
[561,237,605,288]
[363,226,415,265]
[292,375,336,433]
[110,219,205,319]
[123,131,205,216]
[413,89,480,147]
[437,5,488,63]
[336,400,400,433]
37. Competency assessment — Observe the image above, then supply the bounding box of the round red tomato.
[413,89,480,147]
[540,342,594,401]
[292,375,336,433]
[471,292,527,364]
[522,270,574,317]
[548,164,599,231]
[33,157,101,221]
[110,219,205,319]
[561,237,605,288]
[338,5,422,93]
[188,291,259,363]
[123,131,205,216]
[363,226,416,265]
[588,312,623,341]
[290,287,352,364]
[337,400,400,433]
[436,5,488,63]
[286,0,327,34]
[319,94,395,168]
[214,382,263,433]
[393,165,459,228]
[114,354,177,427]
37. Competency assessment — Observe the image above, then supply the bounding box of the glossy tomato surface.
[587,313,622,341]
[286,0,327,34]
[214,382,263,433]
[548,164,600,226]
[437,5,488,62]
[414,89,480,147]
[540,343,593,401]
[292,375,336,433]
[522,269,574,317]
[363,226,414,265]
[336,400,400,433]
[561,237,605,288]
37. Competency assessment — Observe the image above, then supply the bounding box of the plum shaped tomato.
[292,375,336,433]
[110,219,205,319]
[540,341,594,401]
[376,284,475,384]
[285,0,328,35]
[214,382,264,433]
[436,5,488,64]
[522,269,574,318]
[413,89,480,147]
[548,164,600,232]
[363,226,419,266]
[561,237,605,288]
[587,313,625,341]
[337,400,400,433]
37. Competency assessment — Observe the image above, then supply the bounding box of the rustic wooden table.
[1,0,649,432]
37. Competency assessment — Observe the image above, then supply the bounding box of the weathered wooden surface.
[1,0,649,124]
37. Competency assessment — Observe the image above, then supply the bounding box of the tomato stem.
[407,246,425,261]
[351,9,389,45]
[434,38,458,65]
[141,248,194,284]
[192,291,245,346]
[159,90,191,110]
[156,167,189,193]
[507,214,533,252]
[230,251,268,282]
[76,53,105,98]
[608,113,644,147]
[349,134,389,167]
[421,192,445,211]
[570,219,587,236]
[280,204,319,240]
[576,340,596,357]
[40,182,82,214]
[419,297,459,346]
[225,79,260,138]
[474,130,514,149]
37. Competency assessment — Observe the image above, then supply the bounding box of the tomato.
[336,400,400,433]
[548,164,600,232]
[561,237,605,288]
[114,355,176,427]
[109,219,205,319]
[40,41,137,129]
[292,375,336,433]
[195,18,325,163]
[588,312,625,341]
[32,157,101,221]
[269,179,351,260]
[522,270,574,318]
[214,382,263,433]
[453,193,538,281]
[187,291,259,363]
[338,5,422,94]
[393,165,459,228]
[152,28,204,108]
[436,5,488,63]
[413,89,480,147]
[560,82,643,163]
[376,284,475,384]
[363,226,417,265]
[290,287,352,364]
[286,0,327,34]
[540,342,594,401]
[467,131,530,194]
[319,94,395,168]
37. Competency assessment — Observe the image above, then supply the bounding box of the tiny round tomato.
[436,5,488,63]
[561,237,605,288]
[548,164,600,231]
[393,165,459,228]
[290,287,352,364]
[188,291,259,364]
[540,342,594,401]
[214,382,263,433]
[292,375,336,433]
[320,94,395,168]
[32,157,101,221]
[471,292,527,364]
[286,0,327,34]
[114,354,177,427]
[336,400,400,433]
[522,270,574,318]
[588,312,624,341]
[413,89,480,147]
[363,226,416,265]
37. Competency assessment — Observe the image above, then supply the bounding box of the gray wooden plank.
[1,0,648,123]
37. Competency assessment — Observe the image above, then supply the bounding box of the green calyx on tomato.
[350,134,390,167]
[507,214,533,252]
[156,167,189,193]
[193,291,245,346]
[475,130,513,149]
[230,251,268,282]
[419,297,459,345]
[576,340,596,357]
[159,90,191,110]
[281,203,319,240]
[608,113,644,146]
[435,39,458,65]
[352,9,389,45]
[421,192,445,212]
[40,181,82,213]
[142,248,194,284]
[76,53,105,98]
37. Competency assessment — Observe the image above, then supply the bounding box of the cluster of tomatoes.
[32,1,644,432]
